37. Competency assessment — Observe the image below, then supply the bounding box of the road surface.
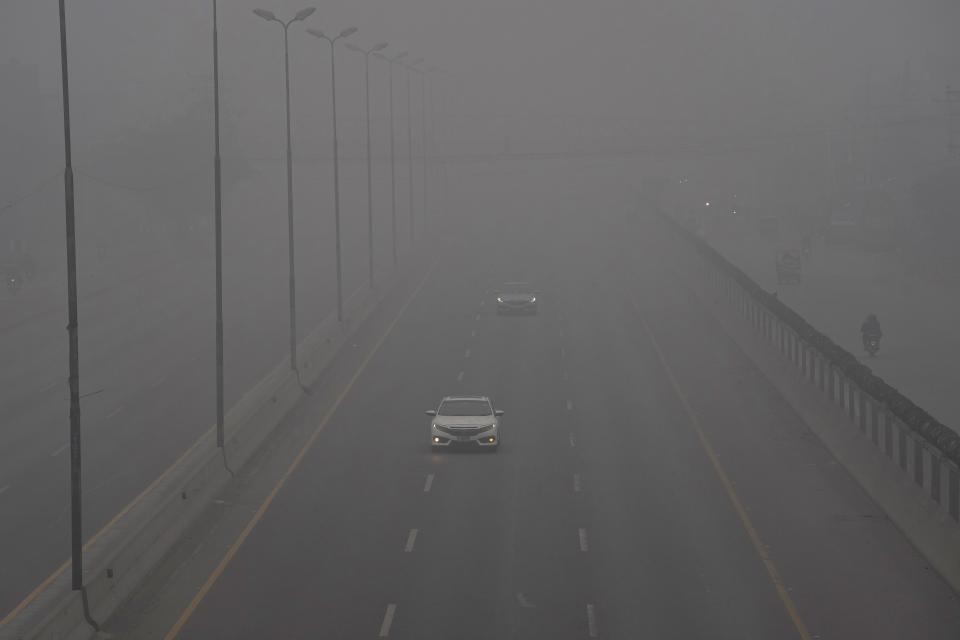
[103,176,960,639]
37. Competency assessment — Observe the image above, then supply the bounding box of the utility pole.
[57,0,83,590]
[212,0,225,450]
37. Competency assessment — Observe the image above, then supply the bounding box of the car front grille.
[437,425,490,437]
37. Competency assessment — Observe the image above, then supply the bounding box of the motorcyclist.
[861,313,882,350]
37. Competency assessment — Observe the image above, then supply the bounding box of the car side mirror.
[494,410,504,417]
[425,409,437,416]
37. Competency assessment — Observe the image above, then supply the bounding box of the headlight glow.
[530,296,536,303]
[497,297,503,303]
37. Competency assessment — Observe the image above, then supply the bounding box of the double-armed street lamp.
[307,26,358,323]
[345,40,389,289]
[252,6,317,373]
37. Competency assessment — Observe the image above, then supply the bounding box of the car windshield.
[501,283,532,294]
[438,399,492,416]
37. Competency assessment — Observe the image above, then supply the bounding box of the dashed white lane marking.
[404,529,419,552]
[379,604,397,637]
[464,349,471,359]
[573,474,582,493]
[560,346,566,359]
[41,380,59,393]
[579,528,590,551]
[471,329,477,338]
[475,313,481,321]
[516,593,535,608]
[50,443,69,457]
[566,399,574,411]
[563,371,569,381]
[457,371,464,382]
[569,433,576,448]
[0,485,10,496]
[107,405,124,419]
[423,474,434,492]
[480,300,485,307]
[151,375,167,388]
[587,604,599,637]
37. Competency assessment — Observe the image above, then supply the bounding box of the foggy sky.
[4,0,959,136]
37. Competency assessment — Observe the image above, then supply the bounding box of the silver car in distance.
[495,282,538,315]
[427,396,504,451]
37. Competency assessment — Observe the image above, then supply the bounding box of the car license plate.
[458,435,472,442]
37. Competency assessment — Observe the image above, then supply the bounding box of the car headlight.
[530,297,536,303]
[497,297,503,303]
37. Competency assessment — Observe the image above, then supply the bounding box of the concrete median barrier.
[0,272,397,640]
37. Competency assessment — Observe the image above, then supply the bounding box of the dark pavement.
[102,172,960,639]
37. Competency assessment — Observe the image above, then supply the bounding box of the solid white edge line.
[578,528,589,551]
[107,405,124,419]
[50,443,69,457]
[423,474,434,492]
[379,603,397,637]
[404,529,419,552]
[587,604,599,637]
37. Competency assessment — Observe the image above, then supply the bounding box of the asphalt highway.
[102,181,960,639]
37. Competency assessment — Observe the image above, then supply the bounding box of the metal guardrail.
[665,214,960,524]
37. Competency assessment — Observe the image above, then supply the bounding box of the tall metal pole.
[420,70,428,235]
[406,67,414,248]
[212,0,225,449]
[363,53,374,288]
[58,0,83,591]
[329,40,344,323]
[388,61,398,266]
[283,26,299,371]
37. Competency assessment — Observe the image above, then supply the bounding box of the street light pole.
[346,41,388,291]
[377,51,407,267]
[418,68,428,235]
[57,0,83,591]
[253,6,316,373]
[212,0,225,450]
[308,27,357,324]
[405,60,421,248]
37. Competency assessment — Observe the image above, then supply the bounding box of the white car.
[496,282,538,315]
[427,396,504,451]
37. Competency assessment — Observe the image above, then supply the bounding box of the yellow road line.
[163,262,436,640]
[630,297,814,640]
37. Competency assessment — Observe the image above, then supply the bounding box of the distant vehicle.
[496,282,538,315]
[864,335,880,358]
[427,396,503,451]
